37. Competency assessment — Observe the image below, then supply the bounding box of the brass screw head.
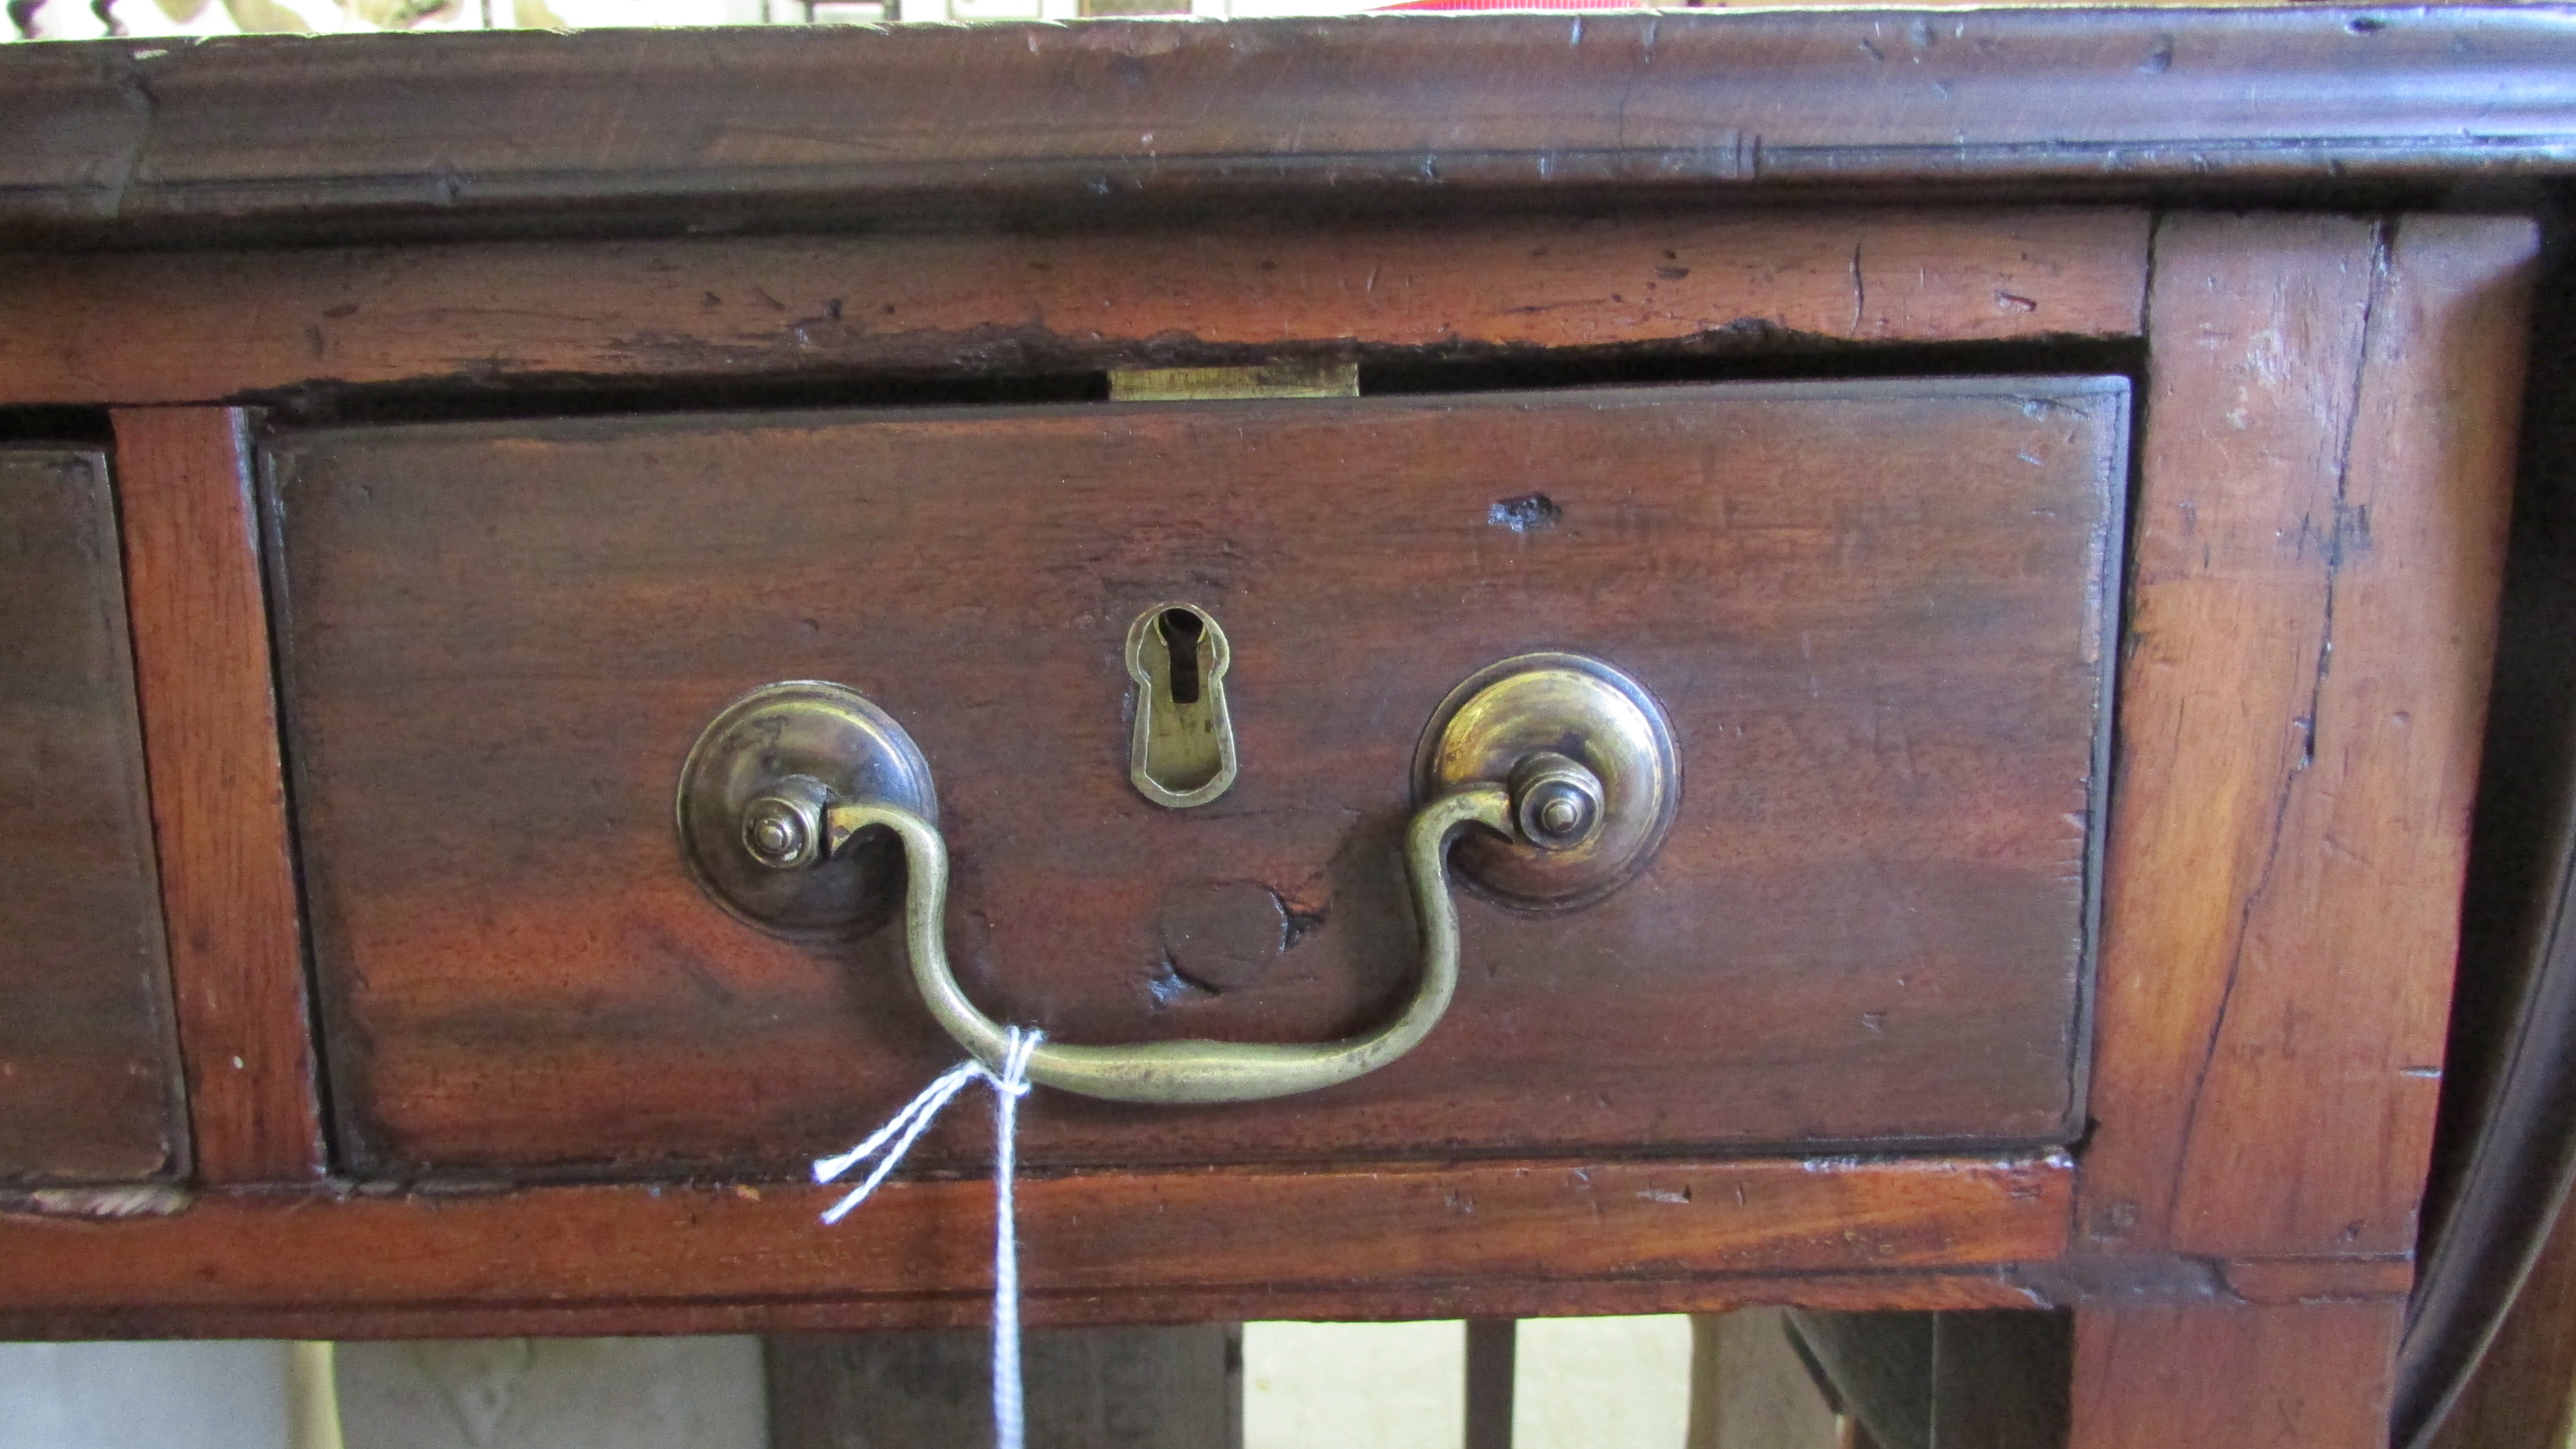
[1510,751,1606,852]
[741,791,823,870]
[1537,793,1585,837]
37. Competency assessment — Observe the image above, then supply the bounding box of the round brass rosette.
[1412,652,1680,910]
[676,681,937,936]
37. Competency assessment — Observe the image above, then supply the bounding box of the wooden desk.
[0,11,2568,1445]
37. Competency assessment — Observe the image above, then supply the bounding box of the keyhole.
[1126,602,1237,807]
[1159,608,1205,705]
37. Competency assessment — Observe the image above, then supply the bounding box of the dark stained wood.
[0,1154,2071,1339]
[111,408,324,1184]
[1921,1311,2071,1449]
[2068,1300,2400,1449]
[768,1325,1240,1449]
[2076,214,2532,1259]
[1784,1310,2068,1449]
[2399,220,2576,1449]
[2425,1185,2576,1449]
[0,210,2151,406]
[1784,1313,1931,1449]
[1,13,2572,246]
[1466,1319,1516,1449]
[0,448,186,1184]
[264,379,2124,1176]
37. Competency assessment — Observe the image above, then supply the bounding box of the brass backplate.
[676,681,936,936]
[1413,653,1680,910]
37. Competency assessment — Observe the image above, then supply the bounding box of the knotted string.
[812,1026,1044,1449]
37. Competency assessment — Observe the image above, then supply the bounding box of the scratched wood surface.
[2068,1299,2401,1449]
[265,378,2125,1176]
[2075,214,2531,1259]
[0,11,2569,245]
[0,448,187,1184]
[112,409,325,1183]
[0,1153,2067,1339]
[0,210,2148,406]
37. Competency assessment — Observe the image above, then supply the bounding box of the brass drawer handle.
[842,787,1510,1104]
[677,654,1676,1105]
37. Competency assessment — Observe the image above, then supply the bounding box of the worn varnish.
[2076,214,2531,1259]
[0,12,2569,245]
[265,378,2124,1176]
[0,448,186,1184]
[112,409,326,1183]
[0,1153,2066,1339]
[0,210,2148,405]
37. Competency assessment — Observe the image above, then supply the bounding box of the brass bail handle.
[821,786,1512,1103]
[679,654,1677,1104]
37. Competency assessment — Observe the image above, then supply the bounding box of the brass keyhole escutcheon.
[1125,602,1238,808]
[1414,653,1680,910]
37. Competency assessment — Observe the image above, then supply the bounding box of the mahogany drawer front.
[0,448,186,1183]
[264,377,2127,1177]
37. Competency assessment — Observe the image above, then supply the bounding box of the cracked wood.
[0,210,2147,406]
[2078,214,2532,1258]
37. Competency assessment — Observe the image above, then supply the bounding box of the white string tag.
[812,1026,1044,1449]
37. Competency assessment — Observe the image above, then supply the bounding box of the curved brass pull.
[677,656,1677,1106]
[832,785,1513,1104]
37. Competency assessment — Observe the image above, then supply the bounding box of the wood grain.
[112,409,324,1183]
[264,379,2124,1176]
[2068,1299,2400,1449]
[0,12,2569,245]
[2077,214,2532,1258]
[0,210,2149,406]
[0,1154,2070,1339]
[0,448,187,1183]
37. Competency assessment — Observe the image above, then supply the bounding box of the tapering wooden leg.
[1466,1318,1518,1449]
